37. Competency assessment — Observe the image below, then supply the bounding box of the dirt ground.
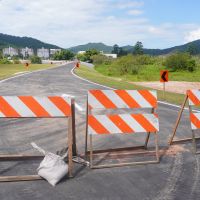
[133,81,200,94]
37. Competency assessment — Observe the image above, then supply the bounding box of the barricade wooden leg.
[85,102,89,157]
[90,135,93,168]
[168,95,188,145]
[68,116,73,177]
[155,133,159,162]
[71,99,77,156]
[192,130,197,154]
[144,132,150,149]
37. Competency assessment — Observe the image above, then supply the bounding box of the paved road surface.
[0,63,199,200]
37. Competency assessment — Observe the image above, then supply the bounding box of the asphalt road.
[0,62,199,200]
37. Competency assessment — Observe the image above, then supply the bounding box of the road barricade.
[169,89,200,153]
[85,90,159,168]
[0,96,75,182]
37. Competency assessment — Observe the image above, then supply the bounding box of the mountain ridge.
[68,40,200,55]
[0,33,61,50]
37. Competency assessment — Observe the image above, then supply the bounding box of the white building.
[103,53,117,58]
[77,51,86,54]
[50,49,61,56]
[3,47,18,56]
[37,47,49,59]
[21,47,34,58]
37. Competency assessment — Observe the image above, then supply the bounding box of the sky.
[0,0,200,49]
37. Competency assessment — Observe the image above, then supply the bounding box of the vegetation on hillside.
[0,33,61,49]
[69,39,200,55]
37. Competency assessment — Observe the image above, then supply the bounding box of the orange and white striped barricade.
[85,90,159,169]
[169,89,200,153]
[0,96,75,182]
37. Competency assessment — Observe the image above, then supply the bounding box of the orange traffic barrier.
[0,96,75,182]
[85,90,160,168]
[76,62,80,68]
[169,89,200,153]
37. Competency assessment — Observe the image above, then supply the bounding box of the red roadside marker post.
[160,70,169,100]
[76,62,80,68]
[25,62,29,70]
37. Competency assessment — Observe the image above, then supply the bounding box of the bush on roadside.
[0,58,12,64]
[91,54,113,65]
[109,54,155,75]
[12,56,21,64]
[110,55,136,75]
[30,56,42,64]
[164,52,196,72]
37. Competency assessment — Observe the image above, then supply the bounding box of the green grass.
[0,63,56,80]
[75,65,185,105]
[95,63,200,82]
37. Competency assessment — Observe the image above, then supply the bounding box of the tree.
[187,44,198,55]
[0,50,3,59]
[133,41,143,55]
[30,55,42,64]
[84,49,100,62]
[112,44,120,55]
[118,47,128,56]
[53,50,74,60]
[164,52,196,72]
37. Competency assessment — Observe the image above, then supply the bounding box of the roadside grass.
[95,63,200,82]
[0,63,56,80]
[75,65,185,105]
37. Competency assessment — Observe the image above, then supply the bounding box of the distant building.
[50,49,61,56]
[3,47,18,57]
[103,53,117,58]
[20,47,34,58]
[37,47,49,59]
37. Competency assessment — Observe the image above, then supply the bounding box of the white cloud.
[0,0,199,49]
[117,1,144,9]
[185,28,200,42]
[128,9,143,16]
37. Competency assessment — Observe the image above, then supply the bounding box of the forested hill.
[69,40,200,55]
[0,33,61,49]
[123,40,200,55]
[68,42,113,53]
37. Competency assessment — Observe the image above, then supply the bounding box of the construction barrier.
[85,90,159,169]
[169,89,200,153]
[0,96,75,182]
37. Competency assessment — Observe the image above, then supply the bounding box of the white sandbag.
[31,142,68,186]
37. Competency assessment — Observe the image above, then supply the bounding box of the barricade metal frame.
[169,89,200,153]
[85,90,160,169]
[0,96,75,182]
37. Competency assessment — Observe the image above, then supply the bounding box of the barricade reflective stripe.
[187,90,200,106]
[88,90,157,109]
[0,96,71,117]
[88,114,159,135]
[190,113,200,130]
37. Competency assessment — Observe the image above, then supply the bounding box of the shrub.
[0,58,12,64]
[91,54,113,65]
[30,56,42,64]
[12,56,21,64]
[114,54,143,75]
[134,55,154,65]
[164,52,196,71]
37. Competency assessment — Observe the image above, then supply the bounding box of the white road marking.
[14,71,30,75]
